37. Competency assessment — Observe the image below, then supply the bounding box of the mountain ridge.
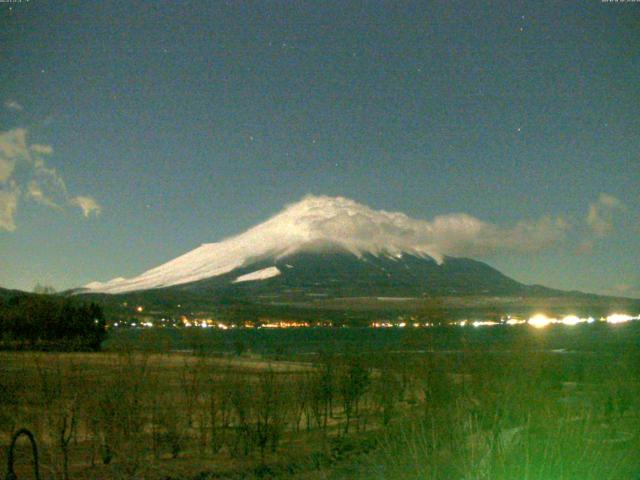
[75,196,638,318]
[82,195,446,294]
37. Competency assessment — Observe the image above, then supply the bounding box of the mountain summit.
[83,195,532,295]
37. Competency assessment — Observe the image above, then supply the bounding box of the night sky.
[1,1,638,296]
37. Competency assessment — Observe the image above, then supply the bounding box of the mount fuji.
[81,195,530,298]
[77,195,640,319]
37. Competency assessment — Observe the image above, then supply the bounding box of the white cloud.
[597,193,622,209]
[4,100,23,111]
[586,193,626,237]
[0,182,20,232]
[0,157,16,184]
[277,195,568,262]
[0,127,101,231]
[27,180,62,210]
[30,144,54,155]
[0,128,30,160]
[424,213,567,258]
[70,195,101,217]
[0,129,28,185]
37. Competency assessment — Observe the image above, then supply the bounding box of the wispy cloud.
[30,144,54,155]
[70,195,102,217]
[0,127,101,231]
[281,195,569,262]
[586,193,626,237]
[0,182,20,231]
[0,156,16,183]
[4,100,23,111]
[426,213,568,258]
[27,180,63,210]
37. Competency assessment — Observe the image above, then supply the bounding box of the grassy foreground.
[1,331,640,479]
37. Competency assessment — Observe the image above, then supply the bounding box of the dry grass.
[2,341,640,479]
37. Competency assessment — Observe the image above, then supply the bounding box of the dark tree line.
[0,294,107,350]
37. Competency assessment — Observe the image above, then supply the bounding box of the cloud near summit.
[278,195,568,261]
[424,213,568,259]
[0,128,101,231]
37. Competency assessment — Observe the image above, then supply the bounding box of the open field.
[2,324,640,479]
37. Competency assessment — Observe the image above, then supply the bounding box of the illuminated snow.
[82,195,566,293]
[232,266,281,283]
[82,195,443,293]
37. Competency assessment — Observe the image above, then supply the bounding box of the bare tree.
[206,364,233,454]
[228,372,254,457]
[33,356,81,480]
[253,368,290,463]
[372,364,402,427]
[338,357,370,434]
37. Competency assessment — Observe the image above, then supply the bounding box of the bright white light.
[472,321,499,327]
[606,313,635,324]
[506,318,525,326]
[561,315,583,326]
[528,314,555,328]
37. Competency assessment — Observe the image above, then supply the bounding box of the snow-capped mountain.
[82,195,526,296]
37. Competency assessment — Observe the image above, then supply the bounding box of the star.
[516,127,522,133]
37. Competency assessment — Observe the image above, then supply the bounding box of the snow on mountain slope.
[232,266,281,283]
[82,194,565,294]
[83,196,442,293]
